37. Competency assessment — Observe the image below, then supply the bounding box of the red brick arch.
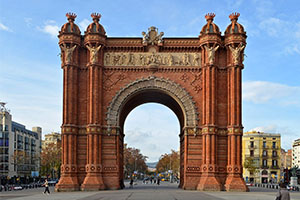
[56,12,248,192]
[106,76,198,128]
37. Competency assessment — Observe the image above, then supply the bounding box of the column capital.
[86,124,102,134]
[61,125,78,134]
[202,126,217,135]
[227,126,243,135]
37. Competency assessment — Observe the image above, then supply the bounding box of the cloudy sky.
[0,0,299,162]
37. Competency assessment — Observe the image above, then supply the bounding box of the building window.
[272,151,277,157]
[263,150,267,156]
[250,141,254,148]
[272,142,276,148]
[263,159,267,167]
[263,141,266,148]
[250,150,254,156]
[272,160,277,167]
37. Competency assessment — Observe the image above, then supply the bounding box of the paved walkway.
[1,181,300,200]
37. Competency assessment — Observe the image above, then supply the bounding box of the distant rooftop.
[244,130,280,137]
[12,121,39,139]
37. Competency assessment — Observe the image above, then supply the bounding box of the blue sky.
[0,0,299,162]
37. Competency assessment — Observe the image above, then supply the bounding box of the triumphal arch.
[56,12,248,192]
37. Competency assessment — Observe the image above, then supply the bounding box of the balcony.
[261,165,269,169]
[245,155,259,159]
[271,165,280,169]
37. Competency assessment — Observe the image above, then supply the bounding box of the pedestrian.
[276,182,290,200]
[150,177,153,184]
[43,179,50,195]
[157,177,160,185]
[129,177,133,188]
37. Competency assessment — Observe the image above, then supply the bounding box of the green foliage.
[156,150,179,175]
[244,157,259,175]
[123,144,148,178]
[41,143,61,178]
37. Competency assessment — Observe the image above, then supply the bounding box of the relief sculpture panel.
[104,52,201,67]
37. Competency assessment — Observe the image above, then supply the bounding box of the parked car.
[13,185,23,190]
[246,182,254,186]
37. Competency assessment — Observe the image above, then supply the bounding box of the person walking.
[43,179,50,195]
[276,183,290,200]
[129,177,134,189]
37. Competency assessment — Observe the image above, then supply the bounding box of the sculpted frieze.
[104,52,201,67]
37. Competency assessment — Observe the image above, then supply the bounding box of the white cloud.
[249,125,299,151]
[284,44,300,55]
[295,22,300,39]
[124,103,180,162]
[78,19,90,32]
[259,17,285,37]
[243,81,300,106]
[24,18,32,27]
[0,22,12,32]
[37,20,59,38]
[42,24,59,37]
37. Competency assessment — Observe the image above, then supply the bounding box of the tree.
[156,150,180,175]
[244,157,259,182]
[123,144,148,178]
[41,142,61,178]
[12,150,29,175]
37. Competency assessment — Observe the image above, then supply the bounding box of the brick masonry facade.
[55,12,248,192]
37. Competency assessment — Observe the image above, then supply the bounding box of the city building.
[281,149,292,170]
[292,138,300,167]
[0,103,42,178]
[287,149,292,167]
[42,132,61,149]
[242,131,281,184]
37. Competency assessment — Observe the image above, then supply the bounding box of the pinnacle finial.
[229,12,240,21]
[205,13,216,21]
[91,13,101,21]
[66,12,77,21]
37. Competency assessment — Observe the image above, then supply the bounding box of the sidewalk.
[1,182,300,200]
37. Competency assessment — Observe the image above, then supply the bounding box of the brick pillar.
[197,47,221,191]
[56,62,80,191]
[81,63,105,190]
[224,60,248,192]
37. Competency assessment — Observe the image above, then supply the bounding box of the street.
[1,181,300,200]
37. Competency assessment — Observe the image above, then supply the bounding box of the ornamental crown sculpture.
[205,13,215,21]
[91,13,101,21]
[229,12,240,21]
[66,12,77,21]
[141,26,164,46]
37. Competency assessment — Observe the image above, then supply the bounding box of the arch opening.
[121,91,182,187]
[123,102,180,185]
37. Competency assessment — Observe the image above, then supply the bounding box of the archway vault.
[106,76,199,129]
